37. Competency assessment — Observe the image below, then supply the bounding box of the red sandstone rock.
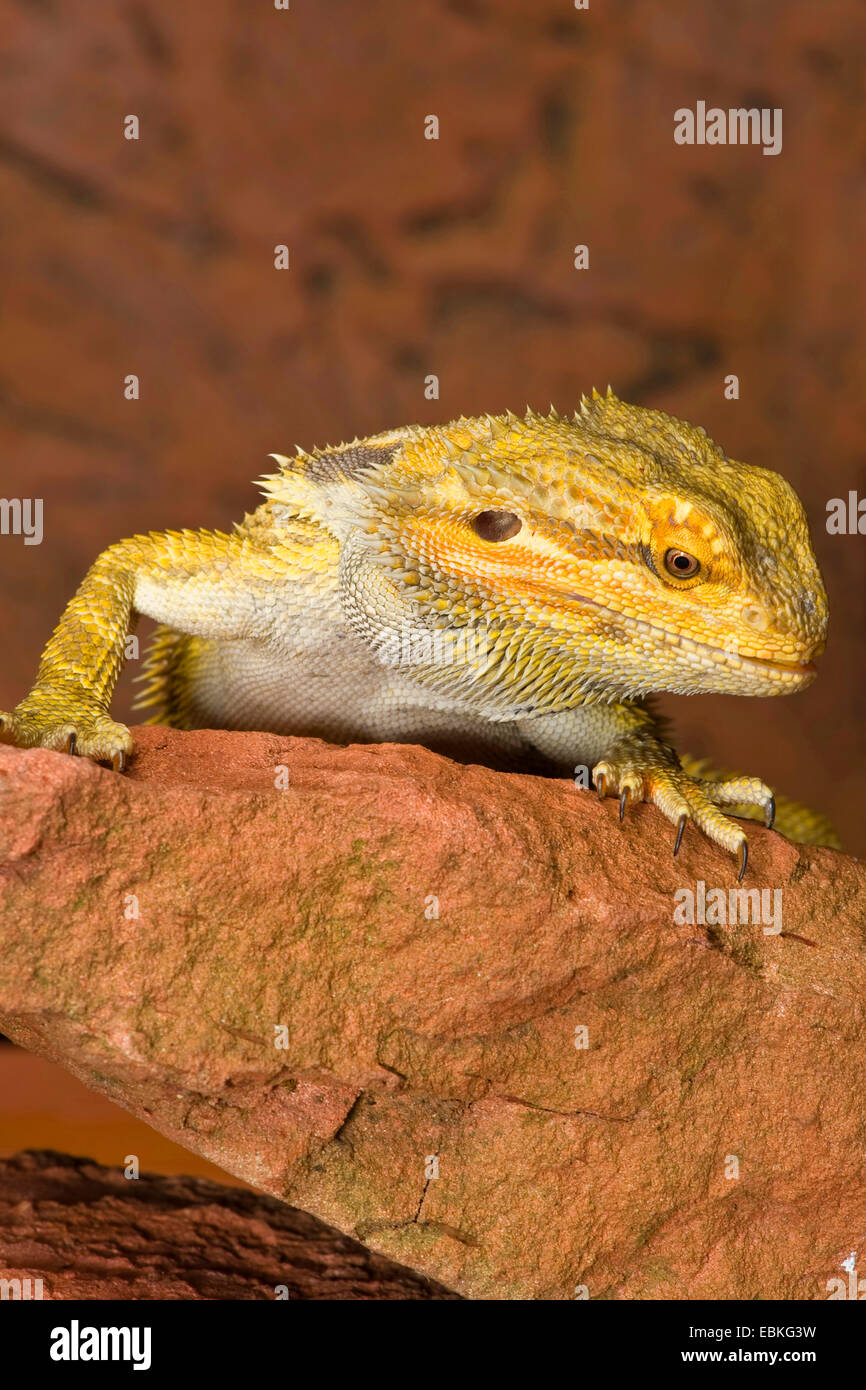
[0,1149,456,1299]
[0,728,865,1299]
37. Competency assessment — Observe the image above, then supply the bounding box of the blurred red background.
[0,1049,249,1185]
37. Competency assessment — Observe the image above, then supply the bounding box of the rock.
[0,1149,457,1299]
[0,727,864,1300]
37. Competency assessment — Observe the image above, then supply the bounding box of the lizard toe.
[0,697,133,764]
[696,774,775,816]
[647,771,747,865]
[592,760,643,803]
[593,751,750,871]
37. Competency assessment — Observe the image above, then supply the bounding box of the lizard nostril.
[742,605,769,631]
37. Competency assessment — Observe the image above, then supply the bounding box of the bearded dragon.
[0,391,838,875]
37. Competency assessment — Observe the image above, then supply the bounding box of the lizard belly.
[180,631,530,758]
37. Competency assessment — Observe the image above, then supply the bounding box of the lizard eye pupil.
[471,510,522,542]
[664,548,700,578]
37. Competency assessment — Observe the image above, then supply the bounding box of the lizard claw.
[593,751,769,871]
[0,691,132,767]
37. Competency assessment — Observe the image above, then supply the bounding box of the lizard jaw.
[642,628,818,691]
[657,635,817,692]
[732,653,816,679]
[546,589,820,687]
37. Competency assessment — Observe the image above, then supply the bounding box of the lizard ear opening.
[471,510,522,542]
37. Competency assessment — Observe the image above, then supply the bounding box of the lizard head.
[264,392,828,713]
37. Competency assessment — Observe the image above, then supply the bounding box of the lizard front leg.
[517,703,775,878]
[0,529,263,766]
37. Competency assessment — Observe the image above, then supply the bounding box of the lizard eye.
[664,547,701,578]
[471,510,522,542]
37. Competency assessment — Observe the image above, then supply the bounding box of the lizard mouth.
[730,652,816,678]
[550,590,819,683]
[649,628,817,683]
[657,632,818,684]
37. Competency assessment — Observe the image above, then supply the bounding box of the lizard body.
[0,391,837,867]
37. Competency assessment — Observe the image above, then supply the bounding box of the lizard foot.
[0,689,132,771]
[593,755,774,880]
